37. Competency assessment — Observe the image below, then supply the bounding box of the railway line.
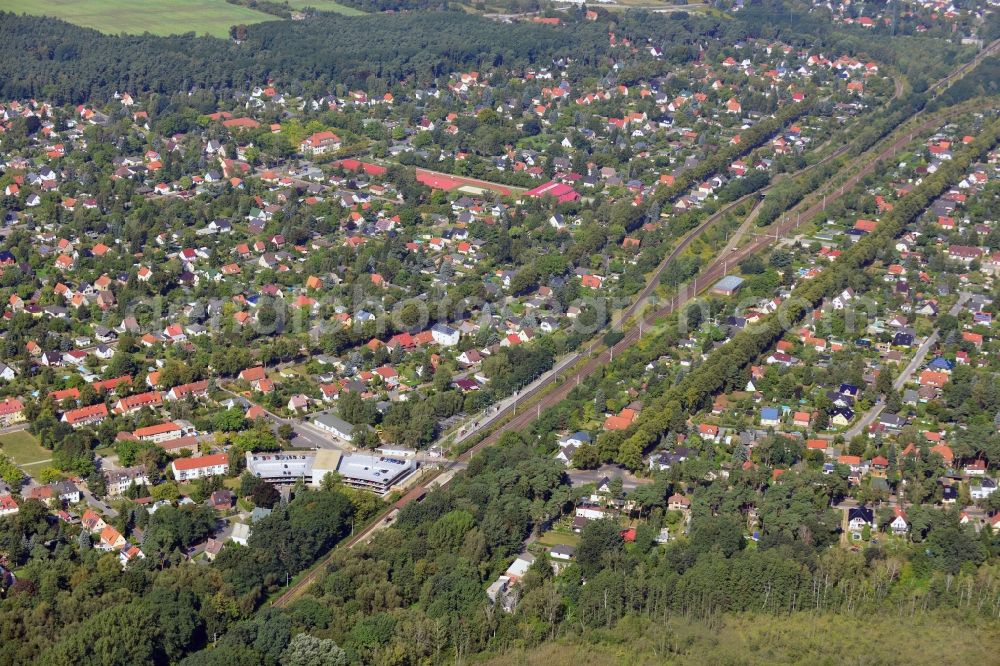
[270,43,998,609]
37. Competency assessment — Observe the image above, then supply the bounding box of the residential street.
[215,383,354,451]
[566,465,652,492]
[845,292,970,439]
[80,485,119,518]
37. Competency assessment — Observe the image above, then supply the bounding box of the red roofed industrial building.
[524,181,580,203]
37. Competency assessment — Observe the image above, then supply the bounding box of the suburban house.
[300,130,341,155]
[890,506,908,535]
[113,390,163,415]
[134,421,184,443]
[0,495,19,516]
[314,413,364,441]
[105,466,152,496]
[287,394,310,412]
[119,544,146,568]
[98,525,127,551]
[0,398,25,426]
[431,323,460,346]
[697,423,721,442]
[165,380,210,401]
[604,407,637,431]
[847,506,874,537]
[29,480,81,506]
[0,362,16,382]
[760,407,780,427]
[971,477,996,500]
[555,431,591,464]
[210,490,235,510]
[230,522,251,546]
[81,509,107,532]
[575,503,608,520]
[667,494,691,511]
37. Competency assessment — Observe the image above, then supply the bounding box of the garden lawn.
[536,529,580,548]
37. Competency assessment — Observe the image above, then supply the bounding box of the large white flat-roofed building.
[245,451,316,483]
[311,449,342,486]
[245,449,417,494]
[336,452,417,494]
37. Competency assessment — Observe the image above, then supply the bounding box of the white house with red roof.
[300,130,341,155]
[890,507,908,535]
[171,453,229,482]
[61,403,109,427]
[165,380,210,401]
[0,495,18,517]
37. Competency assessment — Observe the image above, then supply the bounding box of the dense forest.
[0,480,374,665]
[935,56,1000,107]
[0,11,609,104]
[168,437,1000,664]
[0,1,969,105]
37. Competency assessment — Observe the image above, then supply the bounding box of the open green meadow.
[286,0,365,16]
[0,0,278,37]
[0,431,50,467]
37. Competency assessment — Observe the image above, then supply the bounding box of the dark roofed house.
[878,413,906,431]
[848,506,873,535]
[210,490,235,510]
[830,406,855,425]
[892,331,914,347]
[313,413,369,441]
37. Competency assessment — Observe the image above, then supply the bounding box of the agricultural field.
[0,431,50,468]
[0,0,277,37]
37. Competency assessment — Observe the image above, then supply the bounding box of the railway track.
[445,52,997,465]
[926,38,1000,93]
[270,44,997,610]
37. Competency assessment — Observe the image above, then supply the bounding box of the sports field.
[0,0,278,38]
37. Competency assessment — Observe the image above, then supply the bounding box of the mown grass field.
[0,431,50,467]
[286,0,365,16]
[0,0,277,37]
